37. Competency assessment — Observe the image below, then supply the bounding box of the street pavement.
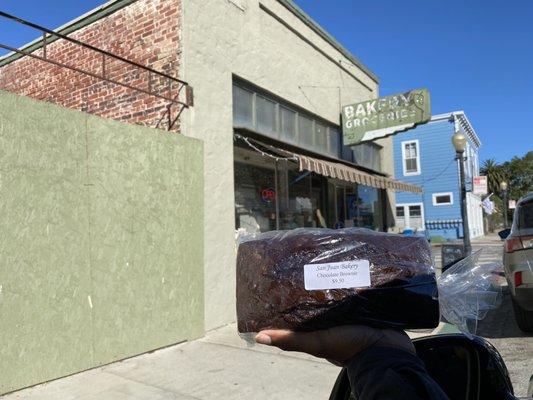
[3,234,532,399]
[471,236,532,398]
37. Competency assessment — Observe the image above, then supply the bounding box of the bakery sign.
[342,89,431,146]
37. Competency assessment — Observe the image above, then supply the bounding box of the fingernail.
[254,333,272,345]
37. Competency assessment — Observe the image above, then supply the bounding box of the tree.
[501,151,533,200]
[480,158,505,195]
[480,152,533,231]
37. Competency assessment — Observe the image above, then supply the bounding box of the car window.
[516,200,533,229]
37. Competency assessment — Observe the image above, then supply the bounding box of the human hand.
[254,325,415,366]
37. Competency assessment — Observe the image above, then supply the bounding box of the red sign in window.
[261,188,276,203]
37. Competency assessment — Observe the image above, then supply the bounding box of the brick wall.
[0,0,182,131]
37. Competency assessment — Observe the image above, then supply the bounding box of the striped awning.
[234,133,422,194]
[297,154,422,194]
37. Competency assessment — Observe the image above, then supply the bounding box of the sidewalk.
[1,323,445,400]
[471,232,504,244]
[431,233,504,270]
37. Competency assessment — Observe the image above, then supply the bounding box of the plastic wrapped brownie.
[236,228,439,333]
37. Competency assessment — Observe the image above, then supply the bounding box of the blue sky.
[1,0,531,163]
[293,0,532,164]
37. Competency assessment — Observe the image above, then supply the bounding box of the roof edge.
[0,0,137,67]
[454,111,482,148]
[430,111,457,122]
[1,0,380,86]
[275,0,379,84]
[428,111,481,148]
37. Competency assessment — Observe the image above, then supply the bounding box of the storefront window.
[352,142,382,172]
[280,106,297,144]
[235,146,332,233]
[256,95,277,135]
[233,85,254,128]
[329,181,384,231]
[328,129,340,158]
[232,82,340,159]
[315,122,328,153]
[234,160,277,233]
[298,115,314,150]
[234,144,386,234]
[348,185,382,230]
[278,161,328,230]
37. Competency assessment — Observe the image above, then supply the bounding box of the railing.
[0,10,193,130]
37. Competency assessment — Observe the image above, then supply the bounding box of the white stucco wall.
[377,135,396,230]
[181,0,381,330]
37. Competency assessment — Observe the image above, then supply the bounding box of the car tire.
[512,297,533,332]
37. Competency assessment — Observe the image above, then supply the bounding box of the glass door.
[395,203,425,231]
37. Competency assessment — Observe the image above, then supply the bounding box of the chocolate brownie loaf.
[237,228,439,333]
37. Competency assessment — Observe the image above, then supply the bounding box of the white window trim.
[395,202,425,231]
[432,192,454,206]
[401,140,421,176]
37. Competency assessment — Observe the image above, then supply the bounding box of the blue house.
[392,111,484,241]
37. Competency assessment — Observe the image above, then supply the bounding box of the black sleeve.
[346,346,450,400]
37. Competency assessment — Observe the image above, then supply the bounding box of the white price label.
[304,260,371,290]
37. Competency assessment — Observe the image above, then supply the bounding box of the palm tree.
[481,158,505,195]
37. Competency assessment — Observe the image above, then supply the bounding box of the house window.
[401,140,420,175]
[409,205,422,217]
[432,192,453,206]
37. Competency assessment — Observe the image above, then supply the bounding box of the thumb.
[255,329,325,356]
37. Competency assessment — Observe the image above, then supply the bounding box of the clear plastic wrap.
[437,250,503,337]
[236,228,440,333]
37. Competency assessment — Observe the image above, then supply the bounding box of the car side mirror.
[499,228,511,240]
[528,374,533,398]
[329,334,516,400]
[413,334,515,400]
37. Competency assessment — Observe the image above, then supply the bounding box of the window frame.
[401,139,421,176]
[432,192,454,206]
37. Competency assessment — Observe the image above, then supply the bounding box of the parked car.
[329,333,532,400]
[503,192,533,332]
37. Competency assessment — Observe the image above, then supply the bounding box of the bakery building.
[0,0,421,337]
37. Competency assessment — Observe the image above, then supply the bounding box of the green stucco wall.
[0,91,204,394]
